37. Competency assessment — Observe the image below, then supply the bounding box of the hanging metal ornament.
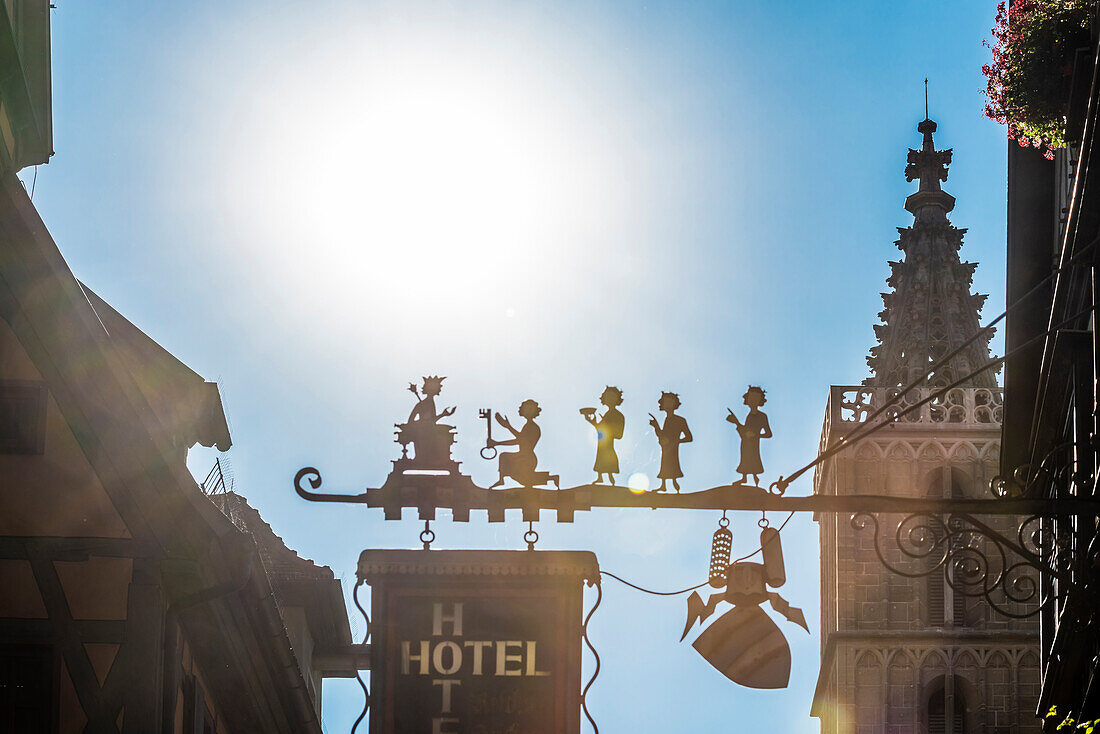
[709,514,733,588]
[759,515,786,588]
[681,515,807,689]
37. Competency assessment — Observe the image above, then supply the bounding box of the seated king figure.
[395,376,458,471]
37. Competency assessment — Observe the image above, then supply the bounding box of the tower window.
[928,571,945,626]
[923,466,970,499]
[928,675,968,733]
[922,467,974,627]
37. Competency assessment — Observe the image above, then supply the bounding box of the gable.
[0,316,129,537]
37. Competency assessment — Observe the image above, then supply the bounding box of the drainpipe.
[248,580,323,731]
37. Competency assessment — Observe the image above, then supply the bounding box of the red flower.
[981,0,1091,152]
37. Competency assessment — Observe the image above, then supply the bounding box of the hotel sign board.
[358,549,598,734]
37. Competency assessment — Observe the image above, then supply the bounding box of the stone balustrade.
[825,385,1003,437]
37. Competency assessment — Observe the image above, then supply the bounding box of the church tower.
[810,119,1041,734]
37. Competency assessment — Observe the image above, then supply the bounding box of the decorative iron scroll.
[849,510,1082,618]
[989,439,1093,499]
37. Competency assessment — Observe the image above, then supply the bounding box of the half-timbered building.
[0,3,357,731]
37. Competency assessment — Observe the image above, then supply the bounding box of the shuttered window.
[952,583,967,626]
[928,572,945,626]
[928,570,971,627]
[923,468,974,628]
[928,676,968,733]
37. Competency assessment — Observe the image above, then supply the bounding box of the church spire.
[865,118,996,389]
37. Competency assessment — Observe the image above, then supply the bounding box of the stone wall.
[814,424,1041,733]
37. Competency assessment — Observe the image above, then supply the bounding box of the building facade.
[0,160,361,734]
[811,119,1041,733]
[0,4,361,732]
[0,0,51,177]
[1001,6,1100,729]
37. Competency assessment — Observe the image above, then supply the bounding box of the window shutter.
[927,572,945,626]
[929,686,946,734]
[952,584,967,627]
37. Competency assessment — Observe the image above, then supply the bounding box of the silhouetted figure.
[649,391,692,492]
[581,386,625,485]
[488,400,559,488]
[726,386,772,486]
[395,376,457,470]
[406,376,455,424]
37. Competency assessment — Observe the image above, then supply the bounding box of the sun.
[222,23,621,333]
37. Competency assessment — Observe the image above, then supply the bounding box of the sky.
[29,1,1009,731]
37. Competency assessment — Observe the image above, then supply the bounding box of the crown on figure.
[421,376,446,391]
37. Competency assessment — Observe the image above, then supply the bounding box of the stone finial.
[904,118,955,215]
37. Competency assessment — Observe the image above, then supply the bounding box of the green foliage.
[1045,704,1100,732]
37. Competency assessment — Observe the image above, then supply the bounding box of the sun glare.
[222,22,625,332]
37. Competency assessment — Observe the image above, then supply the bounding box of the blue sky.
[31,1,1007,731]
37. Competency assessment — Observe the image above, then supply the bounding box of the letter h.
[433,602,464,636]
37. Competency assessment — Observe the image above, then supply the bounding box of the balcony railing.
[825,385,1004,435]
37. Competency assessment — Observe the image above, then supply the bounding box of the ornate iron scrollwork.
[849,510,1085,619]
[989,440,1094,499]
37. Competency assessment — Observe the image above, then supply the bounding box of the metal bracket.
[294,467,1100,519]
[850,510,1097,619]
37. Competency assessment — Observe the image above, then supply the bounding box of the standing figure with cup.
[580,386,625,485]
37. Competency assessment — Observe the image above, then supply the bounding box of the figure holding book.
[727,386,772,486]
[649,391,692,492]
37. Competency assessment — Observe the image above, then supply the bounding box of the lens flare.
[627,472,650,494]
